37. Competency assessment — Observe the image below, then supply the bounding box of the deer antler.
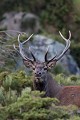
[45,47,49,62]
[13,33,36,63]
[45,31,71,64]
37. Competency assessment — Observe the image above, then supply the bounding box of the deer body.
[33,70,80,107]
[14,31,80,107]
[58,86,80,106]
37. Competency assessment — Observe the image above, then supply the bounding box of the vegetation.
[0,70,80,120]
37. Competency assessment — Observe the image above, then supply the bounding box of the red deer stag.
[14,31,80,107]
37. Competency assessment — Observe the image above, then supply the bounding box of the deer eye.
[32,66,35,70]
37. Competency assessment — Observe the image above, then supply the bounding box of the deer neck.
[33,72,62,97]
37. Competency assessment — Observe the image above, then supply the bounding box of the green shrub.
[55,73,80,86]
[0,70,80,120]
[0,89,77,120]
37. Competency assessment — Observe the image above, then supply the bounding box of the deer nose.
[35,72,41,76]
[38,72,41,75]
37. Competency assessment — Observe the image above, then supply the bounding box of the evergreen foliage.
[0,71,80,120]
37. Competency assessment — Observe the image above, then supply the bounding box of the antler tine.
[68,30,71,39]
[13,34,34,62]
[47,54,57,63]
[13,44,27,60]
[13,44,19,53]
[45,46,57,63]
[29,47,36,62]
[59,30,71,41]
[22,34,33,44]
[45,46,57,62]
[17,33,28,60]
[18,34,21,43]
[18,33,33,45]
[45,46,49,62]
[46,31,71,65]
[53,31,71,61]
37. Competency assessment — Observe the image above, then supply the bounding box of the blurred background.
[0,0,80,75]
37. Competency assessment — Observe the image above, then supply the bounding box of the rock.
[21,13,40,34]
[0,12,79,74]
[0,12,23,32]
[0,12,40,35]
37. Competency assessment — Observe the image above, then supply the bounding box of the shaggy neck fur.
[33,72,62,97]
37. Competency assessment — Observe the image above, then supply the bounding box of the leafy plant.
[0,70,80,119]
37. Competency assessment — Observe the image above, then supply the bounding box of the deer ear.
[47,61,56,68]
[23,60,33,68]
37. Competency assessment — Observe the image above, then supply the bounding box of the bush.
[0,70,80,119]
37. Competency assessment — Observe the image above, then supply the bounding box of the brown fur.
[33,72,80,107]
[57,86,80,107]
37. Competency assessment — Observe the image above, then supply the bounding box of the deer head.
[13,31,71,80]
